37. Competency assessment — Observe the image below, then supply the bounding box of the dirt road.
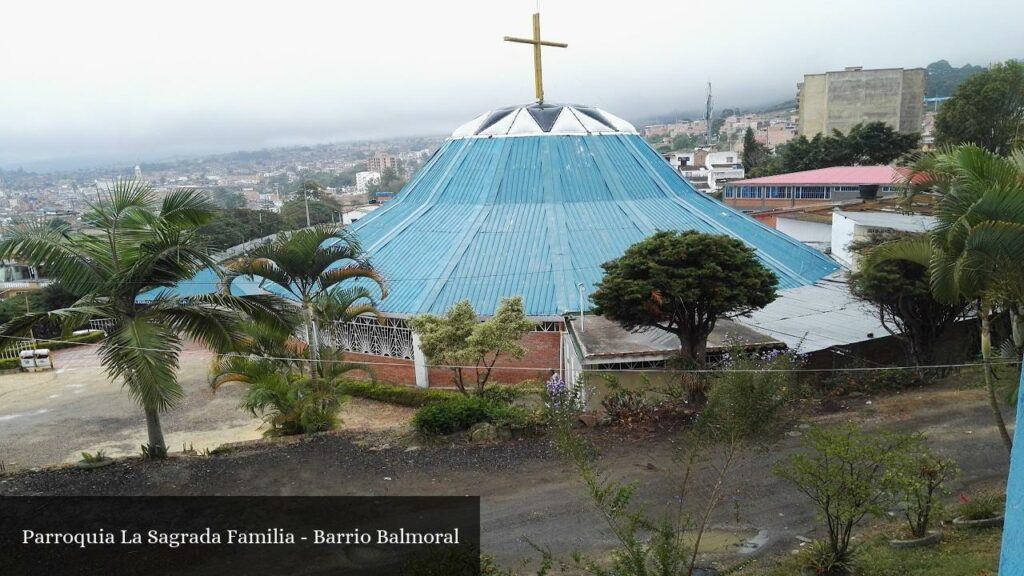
[0,378,1011,569]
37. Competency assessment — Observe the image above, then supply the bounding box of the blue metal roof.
[344,133,838,318]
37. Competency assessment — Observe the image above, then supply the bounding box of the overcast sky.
[2,0,1021,170]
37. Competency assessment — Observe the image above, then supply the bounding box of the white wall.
[830,212,859,269]
[777,217,832,245]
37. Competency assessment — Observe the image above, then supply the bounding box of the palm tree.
[224,225,387,377]
[0,179,289,456]
[876,145,1024,453]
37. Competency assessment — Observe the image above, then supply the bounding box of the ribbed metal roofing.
[345,122,839,318]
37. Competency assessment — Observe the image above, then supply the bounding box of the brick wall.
[341,331,561,388]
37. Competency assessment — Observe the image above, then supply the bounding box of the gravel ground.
[0,378,1013,569]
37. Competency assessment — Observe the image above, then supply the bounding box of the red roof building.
[723,166,906,210]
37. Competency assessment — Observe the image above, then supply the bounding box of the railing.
[89,319,115,333]
[318,317,415,359]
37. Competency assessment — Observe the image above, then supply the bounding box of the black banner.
[0,496,480,575]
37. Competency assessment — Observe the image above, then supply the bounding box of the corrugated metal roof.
[148,131,840,315]
[345,133,839,317]
[733,274,886,353]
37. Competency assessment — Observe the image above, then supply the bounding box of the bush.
[699,348,802,442]
[413,395,492,435]
[889,447,959,537]
[775,424,919,574]
[243,375,346,436]
[339,380,458,407]
[599,376,650,423]
[820,366,922,396]
[0,357,19,371]
[412,395,537,436]
[957,492,1005,521]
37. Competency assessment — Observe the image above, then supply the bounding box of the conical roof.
[349,103,838,318]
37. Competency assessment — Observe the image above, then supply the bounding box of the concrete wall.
[798,75,828,137]
[798,68,925,137]
[776,217,832,244]
[830,212,859,268]
[899,68,927,134]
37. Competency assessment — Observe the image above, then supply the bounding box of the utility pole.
[304,188,311,228]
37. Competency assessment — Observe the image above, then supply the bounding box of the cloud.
[1,0,1020,168]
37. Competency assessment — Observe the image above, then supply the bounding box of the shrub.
[889,447,959,537]
[957,492,1005,521]
[820,366,922,396]
[412,395,536,436]
[242,376,346,436]
[699,347,802,442]
[339,380,458,407]
[413,395,492,435]
[599,376,649,423]
[0,358,19,371]
[775,424,919,574]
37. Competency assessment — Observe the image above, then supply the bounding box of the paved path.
[0,344,263,469]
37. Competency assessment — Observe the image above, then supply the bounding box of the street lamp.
[576,282,586,332]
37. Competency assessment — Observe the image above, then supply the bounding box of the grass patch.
[737,526,1001,576]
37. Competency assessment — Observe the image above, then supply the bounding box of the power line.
[1,334,1018,374]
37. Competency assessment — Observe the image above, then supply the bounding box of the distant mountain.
[925,60,987,98]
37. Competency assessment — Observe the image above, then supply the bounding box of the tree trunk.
[676,330,710,403]
[676,332,709,368]
[145,408,167,457]
[305,303,321,380]
[980,305,1013,454]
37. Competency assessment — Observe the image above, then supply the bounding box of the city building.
[664,149,744,192]
[829,210,935,269]
[797,66,926,137]
[366,151,399,173]
[722,165,905,209]
[355,171,381,193]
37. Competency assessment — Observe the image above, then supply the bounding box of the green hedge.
[0,357,20,371]
[339,380,459,407]
[412,395,537,436]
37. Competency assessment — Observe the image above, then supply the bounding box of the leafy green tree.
[592,231,778,366]
[845,122,920,165]
[410,297,533,395]
[198,208,285,251]
[225,225,385,378]
[367,167,407,195]
[741,127,770,172]
[775,424,920,574]
[773,122,919,173]
[0,179,288,456]
[935,61,1024,154]
[293,179,325,200]
[875,144,1024,453]
[670,132,699,151]
[280,197,340,228]
[210,187,246,209]
[849,231,968,374]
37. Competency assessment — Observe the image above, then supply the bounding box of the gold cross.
[504,12,567,103]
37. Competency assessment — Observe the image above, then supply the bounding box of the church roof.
[344,105,839,319]
[451,103,637,138]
